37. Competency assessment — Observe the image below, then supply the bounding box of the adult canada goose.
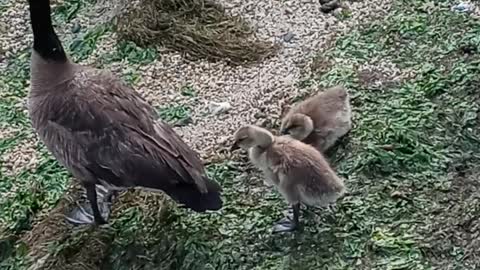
[26,0,222,225]
[280,85,352,153]
[231,125,345,233]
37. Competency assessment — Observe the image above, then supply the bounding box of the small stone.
[283,32,295,42]
[208,101,232,115]
[173,117,193,127]
[380,144,395,151]
[332,7,345,17]
[71,22,81,33]
[320,0,341,14]
[452,3,473,13]
[254,112,267,119]
[391,191,406,199]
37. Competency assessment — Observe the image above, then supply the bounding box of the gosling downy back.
[232,125,345,206]
[26,0,222,213]
[280,85,352,152]
[268,136,345,206]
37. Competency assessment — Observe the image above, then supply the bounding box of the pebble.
[71,22,81,33]
[283,32,295,42]
[452,2,473,13]
[320,0,342,14]
[208,101,232,115]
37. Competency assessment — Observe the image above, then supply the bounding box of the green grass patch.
[120,67,141,87]
[180,84,197,97]
[0,151,70,269]
[296,0,480,268]
[0,52,31,129]
[100,161,293,269]
[157,104,192,126]
[0,2,7,15]
[101,41,158,65]
[53,0,95,22]
[0,152,70,235]
[68,25,110,61]
[0,134,24,156]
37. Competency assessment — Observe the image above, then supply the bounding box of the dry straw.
[113,0,279,65]
[23,186,170,270]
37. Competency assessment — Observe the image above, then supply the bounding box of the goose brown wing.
[46,69,218,194]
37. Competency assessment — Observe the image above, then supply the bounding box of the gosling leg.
[272,203,301,233]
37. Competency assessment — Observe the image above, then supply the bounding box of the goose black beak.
[230,142,240,151]
[280,128,289,135]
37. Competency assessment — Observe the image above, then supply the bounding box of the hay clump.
[113,0,279,65]
[22,186,171,270]
[18,184,109,270]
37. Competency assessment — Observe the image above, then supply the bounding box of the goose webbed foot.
[94,185,119,203]
[66,201,111,225]
[102,189,119,205]
[272,203,300,233]
[65,184,113,225]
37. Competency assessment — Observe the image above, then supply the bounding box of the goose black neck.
[28,0,67,62]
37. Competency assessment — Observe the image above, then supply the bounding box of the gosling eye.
[237,137,247,143]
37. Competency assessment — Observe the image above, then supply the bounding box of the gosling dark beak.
[280,129,289,135]
[230,142,240,151]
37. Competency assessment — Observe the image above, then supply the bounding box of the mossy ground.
[1,0,480,269]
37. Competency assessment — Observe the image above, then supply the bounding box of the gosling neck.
[28,0,67,62]
[255,131,275,149]
[300,116,315,140]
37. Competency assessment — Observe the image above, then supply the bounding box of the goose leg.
[85,183,107,225]
[272,203,301,233]
[104,189,119,204]
[66,183,111,225]
[65,200,95,225]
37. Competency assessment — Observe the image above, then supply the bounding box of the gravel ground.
[1,132,39,177]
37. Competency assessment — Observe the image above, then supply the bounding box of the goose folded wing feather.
[45,76,207,192]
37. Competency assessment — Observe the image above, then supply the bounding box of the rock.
[320,0,341,14]
[254,112,267,119]
[459,44,477,55]
[208,101,232,115]
[283,31,295,42]
[71,22,81,33]
[452,3,473,13]
[173,117,193,127]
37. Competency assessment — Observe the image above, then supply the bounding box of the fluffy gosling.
[231,125,345,233]
[280,85,352,153]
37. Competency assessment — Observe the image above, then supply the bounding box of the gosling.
[280,85,352,153]
[231,125,345,233]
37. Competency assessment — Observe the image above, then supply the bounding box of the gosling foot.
[272,216,298,233]
[272,203,300,233]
